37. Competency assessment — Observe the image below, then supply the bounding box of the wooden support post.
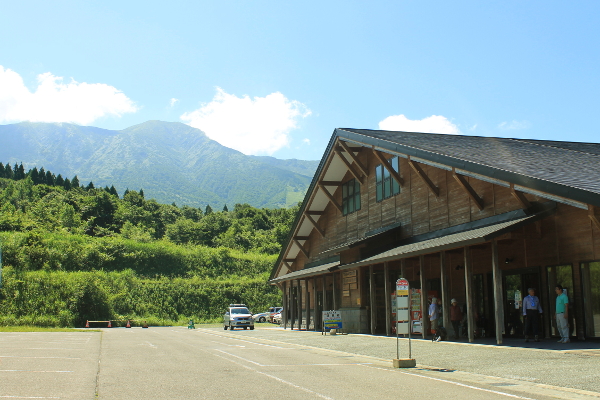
[304,279,310,331]
[290,282,295,330]
[293,239,310,259]
[339,140,368,177]
[408,157,439,197]
[510,183,531,209]
[297,280,303,330]
[304,213,325,237]
[453,168,484,211]
[492,240,504,344]
[322,275,328,312]
[335,149,364,184]
[440,251,450,333]
[384,262,391,336]
[319,183,343,213]
[332,272,338,310]
[312,278,318,331]
[370,265,376,335]
[419,255,427,339]
[373,149,404,187]
[464,247,475,343]
[283,281,288,329]
[400,258,406,278]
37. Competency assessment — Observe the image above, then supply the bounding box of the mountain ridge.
[0,120,319,208]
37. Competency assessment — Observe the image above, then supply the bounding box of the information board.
[395,279,410,335]
[322,310,343,330]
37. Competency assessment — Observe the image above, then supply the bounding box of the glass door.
[504,274,523,337]
[504,270,541,337]
[581,261,600,337]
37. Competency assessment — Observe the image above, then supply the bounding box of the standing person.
[555,285,569,343]
[523,288,543,342]
[449,298,463,340]
[429,297,439,335]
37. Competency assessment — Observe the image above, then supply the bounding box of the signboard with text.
[396,279,410,335]
[322,310,343,330]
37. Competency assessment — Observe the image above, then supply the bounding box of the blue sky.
[1,1,599,160]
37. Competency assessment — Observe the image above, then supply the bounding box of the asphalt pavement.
[0,326,599,399]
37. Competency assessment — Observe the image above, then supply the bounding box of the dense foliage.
[0,167,298,327]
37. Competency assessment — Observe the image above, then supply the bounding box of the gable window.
[376,156,400,202]
[342,178,361,216]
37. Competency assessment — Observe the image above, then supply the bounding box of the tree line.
[0,164,299,326]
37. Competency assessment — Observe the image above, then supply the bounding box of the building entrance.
[503,269,541,337]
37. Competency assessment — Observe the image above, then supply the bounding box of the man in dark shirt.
[523,288,542,342]
[449,298,463,339]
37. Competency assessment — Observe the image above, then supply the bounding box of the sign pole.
[393,277,416,368]
[408,288,412,359]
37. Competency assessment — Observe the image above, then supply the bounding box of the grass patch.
[0,326,100,332]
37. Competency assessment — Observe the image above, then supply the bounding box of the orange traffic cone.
[107,321,112,328]
[85,321,89,328]
[126,320,131,328]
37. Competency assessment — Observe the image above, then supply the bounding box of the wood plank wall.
[290,149,600,338]
[301,150,543,267]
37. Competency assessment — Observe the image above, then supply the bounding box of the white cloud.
[0,66,138,125]
[378,114,461,135]
[302,138,311,145]
[180,87,311,155]
[170,98,179,107]
[498,120,531,130]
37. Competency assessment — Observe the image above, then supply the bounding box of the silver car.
[224,304,255,330]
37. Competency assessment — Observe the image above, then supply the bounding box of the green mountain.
[0,121,319,208]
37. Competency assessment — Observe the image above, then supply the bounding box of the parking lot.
[1,326,599,399]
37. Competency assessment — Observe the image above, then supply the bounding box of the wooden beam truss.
[293,238,309,259]
[453,168,484,210]
[510,183,531,209]
[408,156,439,197]
[373,149,404,187]
[305,210,325,216]
[339,140,368,177]
[589,205,600,231]
[304,213,325,237]
[334,149,364,184]
[318,183,343,213]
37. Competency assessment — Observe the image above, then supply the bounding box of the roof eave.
[336,128,600,208]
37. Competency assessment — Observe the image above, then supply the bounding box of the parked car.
[223,304,255,330]
[272,312,282,324]
[268,307,283,323]
[252,312,269,323]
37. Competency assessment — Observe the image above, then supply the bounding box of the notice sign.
[322,310,343,330]
[396,278,409,296]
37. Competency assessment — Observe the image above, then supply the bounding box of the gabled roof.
[339,128,600,203]
[270,129,600,282]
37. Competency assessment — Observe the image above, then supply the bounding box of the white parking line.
[0,370,73,373]
[0,356,81,359]
[0,396,60,399]
[214,349,372,368]
[212,351,333,399]
[360,365,535,400]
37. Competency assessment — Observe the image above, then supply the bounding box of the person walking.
[555,285,570,343]
[429,297,439,335]
[523,288,542,342]
[449,298,463,339]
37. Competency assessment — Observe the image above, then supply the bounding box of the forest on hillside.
[0,162,299,327]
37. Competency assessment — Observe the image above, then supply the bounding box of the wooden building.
[270,129,600,343]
